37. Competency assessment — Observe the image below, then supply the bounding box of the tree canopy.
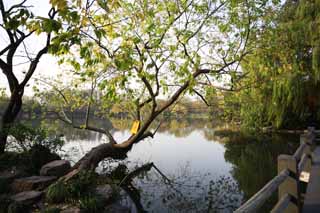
[38,0,275,142]
[218,0,320,129]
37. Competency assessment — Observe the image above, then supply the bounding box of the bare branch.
[22,41,32,61]
[37,77,117,144]
[186,2,226,43]
[80,29,112,58]
[134,44,157,112]
[7,0,27,14]
[193,89,210,106]
[84,77,97,128]
[20,30,51,87]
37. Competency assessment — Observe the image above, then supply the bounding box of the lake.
[53,117,299,212]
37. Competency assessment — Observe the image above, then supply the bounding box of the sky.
[0,0,61,95]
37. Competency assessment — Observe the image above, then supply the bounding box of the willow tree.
[0,0,83,153]
[229,0,320,129]
[40,0,273,171]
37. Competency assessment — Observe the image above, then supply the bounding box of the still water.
[56,117,299,212]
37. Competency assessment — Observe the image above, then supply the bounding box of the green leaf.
[50,0,68,10]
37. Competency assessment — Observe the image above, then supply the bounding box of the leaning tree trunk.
[72,143,128,170]
[61,133,154,182]
[0,90,23,154]
[61,142,131,181]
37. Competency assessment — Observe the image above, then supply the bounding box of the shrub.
[46,181,70,204]
[4,123,64,174]
[28,144,60,173]
[43,208,61,213]
[67,171,98,199]
[79,195,105,213]
[8,123,64,153]
[0,151,29,172]
[46,171,99,204]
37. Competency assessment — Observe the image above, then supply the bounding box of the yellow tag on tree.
[130,120,140,134]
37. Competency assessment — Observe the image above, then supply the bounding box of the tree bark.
[0,89,23,153]
[72,143,128,171]
[0,133,6,154]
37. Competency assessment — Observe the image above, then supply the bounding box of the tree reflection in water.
[101,161,242,213]
[217,130,300,212]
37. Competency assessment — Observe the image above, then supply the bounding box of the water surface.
[56,118,299,212]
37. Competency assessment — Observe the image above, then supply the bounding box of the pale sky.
[0,0,61,95]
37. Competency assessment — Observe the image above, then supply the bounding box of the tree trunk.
[69,130,154,172]
[0,90,23,154]
[0,133,7,154]
[72,143,128,171]
[60,138,151,183]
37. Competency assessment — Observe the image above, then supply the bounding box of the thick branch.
[85,78,96,127]
[0,44,11,56]
[0,0,14,43]
[56,111,116,144]
[0,59,19,93]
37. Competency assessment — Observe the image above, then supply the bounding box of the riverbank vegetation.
[210,0,320,130]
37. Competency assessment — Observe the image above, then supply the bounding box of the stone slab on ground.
[40,160,71,177]
[11,176,57,192]
[0,168,25,180]
[10,190,43,205]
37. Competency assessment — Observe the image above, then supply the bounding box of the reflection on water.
[40,117,299,212]
[222,131,299,211]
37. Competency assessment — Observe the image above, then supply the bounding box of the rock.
[0,168,25,193]
[60,207,81,213]
[40,160,71,177]
[95,184,113,203]
[0,168,24,181]
[11,176,57,192]
[10,191,42,205]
